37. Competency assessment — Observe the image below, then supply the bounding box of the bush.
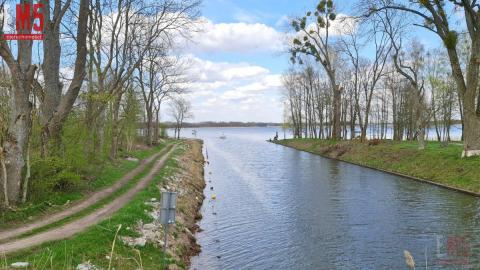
[30,157,86,200]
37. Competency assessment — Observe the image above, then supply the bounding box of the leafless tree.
[137,50,187,145]
[375,8,430,149]
[340,17,392,142]
[169,97,192,139]
[37,0,89,157]
[87,0,199,159]
[364,0,480,156]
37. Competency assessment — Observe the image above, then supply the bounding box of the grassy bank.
[0,143,167,230]
[3,145,182,269]
[277,139,480,194]
[3,140,205,270]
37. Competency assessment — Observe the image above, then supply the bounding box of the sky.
[174,0,318,123]
[176,0,442,123]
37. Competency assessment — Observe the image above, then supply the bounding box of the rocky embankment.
[119,140,206,269]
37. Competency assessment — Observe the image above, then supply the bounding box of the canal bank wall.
[274,139,480,197]
[165,139,206,269]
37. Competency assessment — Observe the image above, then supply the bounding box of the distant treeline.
[160,122,282,128]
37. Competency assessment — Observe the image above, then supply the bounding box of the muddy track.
[0,145,177,255]
[0,144,173,243]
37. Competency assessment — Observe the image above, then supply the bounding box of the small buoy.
[211,194,216,200]
[210,187,214,190]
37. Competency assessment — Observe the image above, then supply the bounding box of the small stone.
[76,262,101,270]
[11,262,29,268]
[149,212,158,219]
[120,236,146,247]
[126,157,139,162]
[134,237,147,247]
[143,223,156,230]
[150,198,157,202]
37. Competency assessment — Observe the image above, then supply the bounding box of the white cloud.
[182,18,287,54]
[184,54,270,82]
[175,55,283,122]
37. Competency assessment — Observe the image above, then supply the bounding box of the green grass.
[0,143,167,230]
[2,144,185,270]
[11,151,164,241]
[278,139,480,193]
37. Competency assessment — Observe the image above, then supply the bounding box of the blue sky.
[178,0,444,123]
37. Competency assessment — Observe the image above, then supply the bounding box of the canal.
[187,127,480,269]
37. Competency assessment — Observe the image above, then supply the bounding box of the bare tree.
[365,0,480,156]
[37,0,89,156]
[169,97,192,139]
[340,17,392,142]
[137,50,186,145]
[87,0,199,159]
[375,8,430,149]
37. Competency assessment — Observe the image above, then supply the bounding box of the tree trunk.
[462,111,480,157]
[417,126,426,150]
[21,141,30,203]
[109,94,122,160]
[0,147,8,207]
[4,82,32,203]
[332,85,342,139]
[39,0,89,157]
[146,108,153,146]
[154,108,160,143]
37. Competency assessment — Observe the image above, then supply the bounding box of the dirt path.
[0,145,176,255]
[0,144,173,243]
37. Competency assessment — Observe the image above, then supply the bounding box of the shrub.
[29,157,86,200]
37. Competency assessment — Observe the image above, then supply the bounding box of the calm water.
[183,127,480,270]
